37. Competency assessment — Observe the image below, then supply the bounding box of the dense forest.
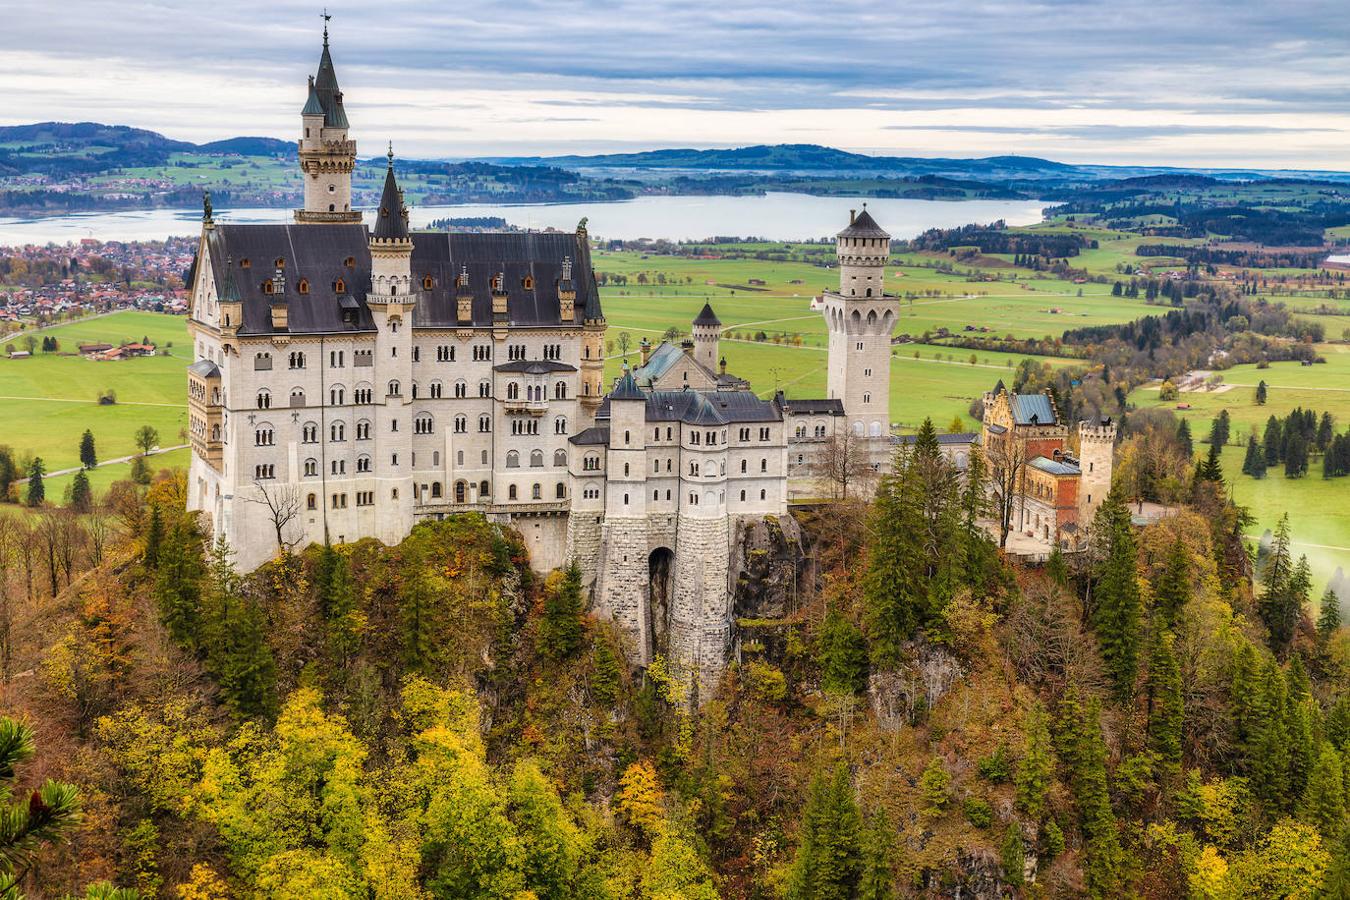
[2,416,1348,898]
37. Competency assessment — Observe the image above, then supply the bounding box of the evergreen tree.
[1000,822,1026,887]
[537,562,585,660]
[1243,433,1265,477]
[316,544,359,667]
[1209,410,1231,449]
[1300,744,1347,839]
[1319,588,1343,640]
[862,450,925,667]
[68,468,92,513]
[1146,626,1184,768]
[143,504,163,568]
[0,716,80,891]
[1256,380,1268,405]
[201,537,276,719]
[0,447,14,500]
[857,810,896,900]
[1258,516,1299,649]
[1046,546,1070,588]
[153,519,206,647]
[1176,419,1194,459]
[1056,689,1124,896]
[1286,434,1310,478]
[786,762,864,900]
[1264,415,1283,466]
[590,638,622,708]
[1153,537,1191,625]
[1015,703,1055,821]
[24,457,44,507]
[1091,487,1142,700]
[78,429,96,469]
[1318,413,1336,454]
[1196,443,1225,486]
[819,609,869,696]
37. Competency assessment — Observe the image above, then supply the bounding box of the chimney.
[639,336,651,366]
[680,338,694,357]
[719,356,727,375]
[849,209,856,225]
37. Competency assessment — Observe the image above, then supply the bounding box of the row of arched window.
[504,449,568,468]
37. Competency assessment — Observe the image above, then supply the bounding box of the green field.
[0,311,190,478]
[1130,345,1350,592]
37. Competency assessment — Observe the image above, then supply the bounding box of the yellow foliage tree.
[618,760,666,836]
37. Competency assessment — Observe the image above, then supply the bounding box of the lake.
[0,192,1046,245]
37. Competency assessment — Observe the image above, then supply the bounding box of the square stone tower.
[823,207,898,441]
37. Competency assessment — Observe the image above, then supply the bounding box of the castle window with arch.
[303,422,318,443]
[356,420,370,440]
[423,275,434,291]
[530,450,544,468]
[357,455,371,473]
[415,414,433,435]
[509,485,518,500]
[506,451,520,468]
[298,278,310,295]
[479,415,491,432]
[532,483,542,500]
[331,421,345,441]
[554,449,567,467]
[256,389,271,409]
[453,415,466,434]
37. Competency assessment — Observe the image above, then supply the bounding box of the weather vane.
[322,8,331,42]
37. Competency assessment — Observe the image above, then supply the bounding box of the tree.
[69,469,92,513]
[818,609,869,695]
[241,482,303,556]
[24,457,44,507]
[1258,516,1299,650]
[811,430,873,500]
[1264,415,1283,466]
[79,429,96,469]
[1318,588,1341,640]
[1209,410,1231,449]
[1243,433,1267,478]
[0,448,14,500]
[1153,537,1191,625]
[986,426,1027,549]
[134,424,159,457]
[1057,688,1124,896]
[617,331,632,358]
[154,518,206,647]
[508,759,583,899]
[786,762,864,900]
[1015,703,1055,821]
[537,563,584,660]
[947,415,965,434]
[1256,380,1268,405]
[857,810,897,900]
[0,717,81,895]
[202,537,276,718]
[1176,419,1194,459]
[1298,743,1346,839]
[1146,626,1184,768]
[143,504,163,568]
[1092,487,1142,699]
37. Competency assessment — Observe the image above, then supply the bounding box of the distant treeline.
[1047,198,1350,246]
[425,216,514,232]
[1136,244,1330,269]
[905,221,1093,257]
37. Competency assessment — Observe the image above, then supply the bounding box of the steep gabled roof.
[611,369,645,401]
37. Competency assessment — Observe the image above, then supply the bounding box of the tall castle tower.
[578,220,607,424]
[296,21,361,224]
[823,207,898,440]
[364,150,416,543]
[1076,418,1117,523]
[691,302,721,372]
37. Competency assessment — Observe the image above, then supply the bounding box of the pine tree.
[786,762,864,900]
[1056,689,1124,897]
[1209,410,1231,449]
[1046,546,1070,588]
[201,537,276,718]
[79,429,96,469]
[1015,703,1055,821]
[143,504,163,568]
[24,457,44,507]
[317,545,359,668]
[1153,537,1191,625]
[1176,419,1194,459]
[1300,743,1346,839]
[857,810,896,900]
[1318,413,1335,454]
[1286,434,1309,478]
[1243,433,1265,478]
[1000,822,1026,887]
[1196,443,1225,486]
[819,609,869,696]
[862,450,925,667]
[1319,588,1342,640]
[590,638,622,708]
[69,469,92,513]
[153,520,206,647]
[1264,415,1283,466]
[1146,626,1184,768]
[1256,380,1268,405]
[0,717,80,891]
[1258,516,1298,649]
[538,562,585,660]
[1092,487,1142,700]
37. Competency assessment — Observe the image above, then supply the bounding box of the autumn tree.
[537,562,584,660]
[811,429,874,500]
[134,424,159,457]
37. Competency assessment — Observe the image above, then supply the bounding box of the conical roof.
[372,152,409,241]
[312,29,349,129]
[837,207,889,239]
[302,78,325,117]
[611,368,644,401]
[692,301,721,327]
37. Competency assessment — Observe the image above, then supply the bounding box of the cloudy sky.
[3,0,1349,169]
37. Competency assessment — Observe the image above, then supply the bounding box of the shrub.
[964,796,993,828]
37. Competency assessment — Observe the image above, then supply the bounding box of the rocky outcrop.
[730,514,807,621]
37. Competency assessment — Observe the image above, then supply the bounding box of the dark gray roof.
[187,359,220,378]
[312,34,349,129]
[894,432,977,445]
[611,369,645,401]
[1028,455,1080,476]
[597,388,780,426]
[693,302,721,327]
[205,224,599,336]
[837,208,889,239]
[372,160,409,241]
[632,341,686,384]
[302,78,325,117]
[1011,393,1057,426]
[570,426,611,446]
[493,359,577,374]
[781,397,845,416]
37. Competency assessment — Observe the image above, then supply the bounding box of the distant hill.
[197,136,293,156]
[0,121,195,153]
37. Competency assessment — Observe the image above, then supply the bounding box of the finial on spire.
[387,141,394,167]
[322,8,331,45]
[202,189,213,224]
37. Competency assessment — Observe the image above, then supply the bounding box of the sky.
[2,0,1349,169]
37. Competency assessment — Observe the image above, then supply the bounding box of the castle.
[185,27,899,685]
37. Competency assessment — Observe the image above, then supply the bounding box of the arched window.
[506,450,520,468]
[454,379,467,399]
[304,458,317,477]
[256,389,271,409]
[307,493,317,510]
[480,480,490,497]
[555,417,567,434]
[357,454,371,473]
[478,415,491,432]
[557,483,566,499]
[422,274,435,291]
[454,415,467,434]
[335,277,347,294]
[509,484,518,500]
[528,449,543,468]
[555,381,567,399]
[553,449,567,467]
[330,385,344,405]
[330,421,345,442]
[415,413,433,434]
[532,483,542,500]
[298,278,310,295]
[387,380,400,397]
[303,422,318,443]
[431,482,442,498]
[355,419,371,440]
[507,382,520,400]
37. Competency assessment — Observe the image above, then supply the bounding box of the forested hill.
[8,414,1350,897]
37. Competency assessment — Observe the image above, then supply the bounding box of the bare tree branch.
[241,481,304,555]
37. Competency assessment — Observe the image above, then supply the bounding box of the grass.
[0,311,190,476]
[1129,345,1350,591]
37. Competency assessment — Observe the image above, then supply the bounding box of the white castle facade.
[185,30,900,684]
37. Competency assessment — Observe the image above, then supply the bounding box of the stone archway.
[648,547,674,659]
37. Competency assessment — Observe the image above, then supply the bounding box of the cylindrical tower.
[691,302,721,372]
[836,206,890,298]
[295,24,361,224]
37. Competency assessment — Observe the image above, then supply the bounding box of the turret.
[1076,417,1116,522]
[691,302,721,372]
[835,205,890,298]
[295,20,360,224]
[367,147,413,312]
[578,218,606,420]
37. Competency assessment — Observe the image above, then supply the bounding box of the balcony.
[503,398,548,415]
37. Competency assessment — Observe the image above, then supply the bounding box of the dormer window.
[262,279,274,295]
[344,256,355,268]
[522,275,534,290]
[274,257,286,269]
[240,258,251,269]
[298,278,310,295]
[422,275,434,291]
[334,278,347,294]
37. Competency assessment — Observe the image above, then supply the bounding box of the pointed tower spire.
[373,146,410,241]
[295,16,358,223]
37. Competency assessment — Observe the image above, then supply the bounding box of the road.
[15,444,188,483]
